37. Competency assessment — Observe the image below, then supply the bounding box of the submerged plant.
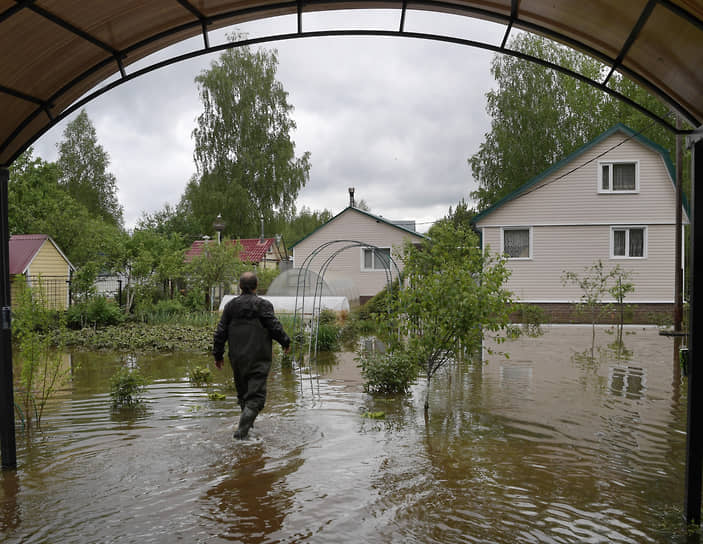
[110,367,148,407]
[12,276,73,430]
[187,365,212,386]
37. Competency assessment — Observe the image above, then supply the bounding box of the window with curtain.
[612,227,645,258]
[503,228,530,259]
[362,247,391,270]
[600,162,637,192]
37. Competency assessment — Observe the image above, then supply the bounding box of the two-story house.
[472,124,688,323]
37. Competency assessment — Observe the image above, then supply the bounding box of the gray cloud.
[32,12,500,232]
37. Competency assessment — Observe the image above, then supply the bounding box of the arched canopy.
[0,0,702,166]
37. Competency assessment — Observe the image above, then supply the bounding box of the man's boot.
[233,406,257,439]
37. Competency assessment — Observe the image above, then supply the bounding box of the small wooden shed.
[9,234,75,310]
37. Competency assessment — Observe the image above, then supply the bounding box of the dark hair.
[240,272,258,294]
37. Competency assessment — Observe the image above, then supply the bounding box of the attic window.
[599,161,638,193]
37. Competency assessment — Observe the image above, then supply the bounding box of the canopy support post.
[686,131,703,524]
[0,166,16,470]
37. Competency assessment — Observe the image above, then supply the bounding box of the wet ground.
[0,325,694,543]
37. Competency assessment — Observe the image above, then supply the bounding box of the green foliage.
[315,322,340,352]
[188,365,213,386]
[67,296,124,329]
[57,110,123,226]
[187,239,244,308]
[469,33,690,211]
[187,33,310,238]
[609,267,636,328]
[274,206,333,247]
[379,222,514,410]
[318,309,337,325]
[110,367,148,407]
[59,323,214,352]
[358,351,418,394]
[521,304,546,337]
[562,260,635,335]
[255,266,280,295]
[12,277,71,429]
[8,148,126,270]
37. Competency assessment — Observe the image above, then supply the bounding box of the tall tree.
[57,109,123,226]
[469,33,684,211]
[188,36,310,238]
[9,149,125,270]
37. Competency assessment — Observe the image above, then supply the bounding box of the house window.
[362,247,391,270]
[611,227,646,258]
[502,228,531,259]
[599,161,638,192]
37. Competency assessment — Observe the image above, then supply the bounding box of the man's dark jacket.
[213,293,290,367]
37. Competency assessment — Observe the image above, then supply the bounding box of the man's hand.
[284,345,291,355]
[215,359,224,370]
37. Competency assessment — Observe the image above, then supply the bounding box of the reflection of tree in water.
[202,448,301,543]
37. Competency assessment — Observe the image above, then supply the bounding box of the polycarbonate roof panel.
[0,0,701,166]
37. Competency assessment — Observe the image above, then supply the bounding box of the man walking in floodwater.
[213,271,291,439]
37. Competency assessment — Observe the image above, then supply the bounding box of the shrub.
[521,304,546,337]
[188,365,212,386]
[110,367,148,407]
[67,296,124,329]
[315,322,340,351]
[359,350,418,394]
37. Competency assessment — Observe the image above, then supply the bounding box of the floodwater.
[0,325,694,543]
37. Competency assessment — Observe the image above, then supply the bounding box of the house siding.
[475,129,684,313]
[476,136,684,228]
[292,209,421,300]
[483,223,676,302]
[24,240,71,309]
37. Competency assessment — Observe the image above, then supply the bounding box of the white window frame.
[610,226,647,259]
[361,247,391,271]
[598,160,639,193]
[501,227,532,260]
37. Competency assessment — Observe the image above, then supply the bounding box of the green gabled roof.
[471,123,688,225]
[289,206,427,249]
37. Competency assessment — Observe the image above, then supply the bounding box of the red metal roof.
[185,238,275,264]
[9,234,49,275]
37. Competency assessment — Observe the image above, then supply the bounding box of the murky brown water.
[0,325,694,543]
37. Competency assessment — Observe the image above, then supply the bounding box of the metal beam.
[603,0,656,85]
[0,166,16,470]
[686,132,703,524]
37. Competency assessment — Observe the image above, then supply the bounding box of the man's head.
[240,271,258,294]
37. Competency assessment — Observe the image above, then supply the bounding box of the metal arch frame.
[290,240,401,396]
[1,0,702,165]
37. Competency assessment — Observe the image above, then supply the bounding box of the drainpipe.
[0,166,16,469]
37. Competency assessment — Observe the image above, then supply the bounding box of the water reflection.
[0,326,694,543]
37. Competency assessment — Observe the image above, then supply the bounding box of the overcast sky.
[31,11,507,233]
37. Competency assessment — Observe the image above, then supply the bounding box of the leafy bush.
[110,367,148,407]
[318,309,337,325]
[359,350,418,394]
[315,322,340,351]
[67,296,124,329]
[188,365,212,386]
[521,304,546,337]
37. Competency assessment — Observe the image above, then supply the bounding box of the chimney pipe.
[349,187,355,208]
[260,215,265,242]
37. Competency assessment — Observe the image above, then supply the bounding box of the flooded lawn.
[0,325,693,543]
